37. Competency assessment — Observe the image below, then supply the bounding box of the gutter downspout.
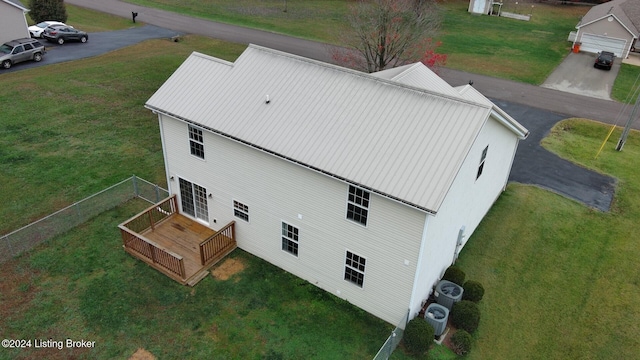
[156,113,173,196]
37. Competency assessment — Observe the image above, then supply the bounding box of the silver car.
[0,38,46,69]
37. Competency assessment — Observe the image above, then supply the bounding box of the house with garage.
[129,44,528,326]
[0,0,30,45]
[570,0,640,58]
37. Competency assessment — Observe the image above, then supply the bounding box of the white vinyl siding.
[577,18,635,58]
[0,3,29,45]
[160,115,426,325]
[410,115,519,316]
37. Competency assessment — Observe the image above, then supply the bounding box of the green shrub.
[403,317,434,355]
[451,300,480,333]
[442,265,466,286]
[29,0,68,23]
[450,330,473,356]
[463,280,485,303]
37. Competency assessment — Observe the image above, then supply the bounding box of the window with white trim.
[476,145,488,180]
[281,222,299,256]
[344,251,366,287]
[233,200,249,222]
[188,124,205,159]
[346,185,369,226]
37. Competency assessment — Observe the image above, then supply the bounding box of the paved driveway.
[541,52,620,100]
[2,25,179,74]
[498,99,616,211]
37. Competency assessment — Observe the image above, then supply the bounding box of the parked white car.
[28,21,67,38]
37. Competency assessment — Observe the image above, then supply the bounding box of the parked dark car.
[43,26,88,45]
[594,51,615,70]
[0,38,46,69]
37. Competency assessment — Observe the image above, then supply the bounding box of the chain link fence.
[0,175,168,264]
[373,310,410,360]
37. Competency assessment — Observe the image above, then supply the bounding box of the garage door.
[580,33,627,57]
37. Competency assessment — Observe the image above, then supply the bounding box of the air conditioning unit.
[424,303,449,337]
[434,280,464,310]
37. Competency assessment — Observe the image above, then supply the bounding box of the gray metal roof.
[3,0,28,11]
[146,45,526,213]
[577,0,640,38]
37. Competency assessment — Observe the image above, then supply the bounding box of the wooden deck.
[119,195,236,286]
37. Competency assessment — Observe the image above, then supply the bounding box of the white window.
[281,222,299,256]
[476,145,488,180]
[346,185,369,226]
[179,178,208,222]
[344,251,366,287]
[188,124,205,159]
[233,200,249,222]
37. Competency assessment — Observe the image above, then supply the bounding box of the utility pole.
[616,90,640,151]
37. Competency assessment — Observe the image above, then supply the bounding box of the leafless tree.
[333,0,442,73]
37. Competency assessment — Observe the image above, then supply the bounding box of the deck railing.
[121,195,177,234]
[120,229,186,279]
[119,195,185,280]
[200,221,236,266]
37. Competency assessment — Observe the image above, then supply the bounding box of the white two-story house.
[143,45,529,325]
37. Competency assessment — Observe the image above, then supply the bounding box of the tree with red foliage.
[332,0,445,73]
[420,38,447,71]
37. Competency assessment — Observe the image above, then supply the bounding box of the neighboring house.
[0,0,30,45]
[571,0,640,58]
[144,45,529,326]
[468,0,492,15]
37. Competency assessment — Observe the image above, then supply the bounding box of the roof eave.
[491,107,529,140]
[145,104,439,215]
[577,14,638,38]
[2,0,29,11]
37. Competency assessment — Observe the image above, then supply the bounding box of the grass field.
[452,120,640,359]
[3,3,640,360]
[0,28,399,358]
[0,200,392,359]
[612,64,640,103]
[122,0,589,84]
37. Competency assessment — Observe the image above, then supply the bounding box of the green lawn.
[451,120,640,359]
[27,5,141,31]
[612,63,640,103]
[0,32,394,359]
[438,1,586,84]
[0,200,391,360]
[123,0,352,43]
[121,0,588,84]
[3,3,640,360]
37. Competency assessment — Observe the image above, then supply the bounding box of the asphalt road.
[66,0,638,131]
[500,100,616,211]
[3,25,179,73]
[19,0,619,210]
